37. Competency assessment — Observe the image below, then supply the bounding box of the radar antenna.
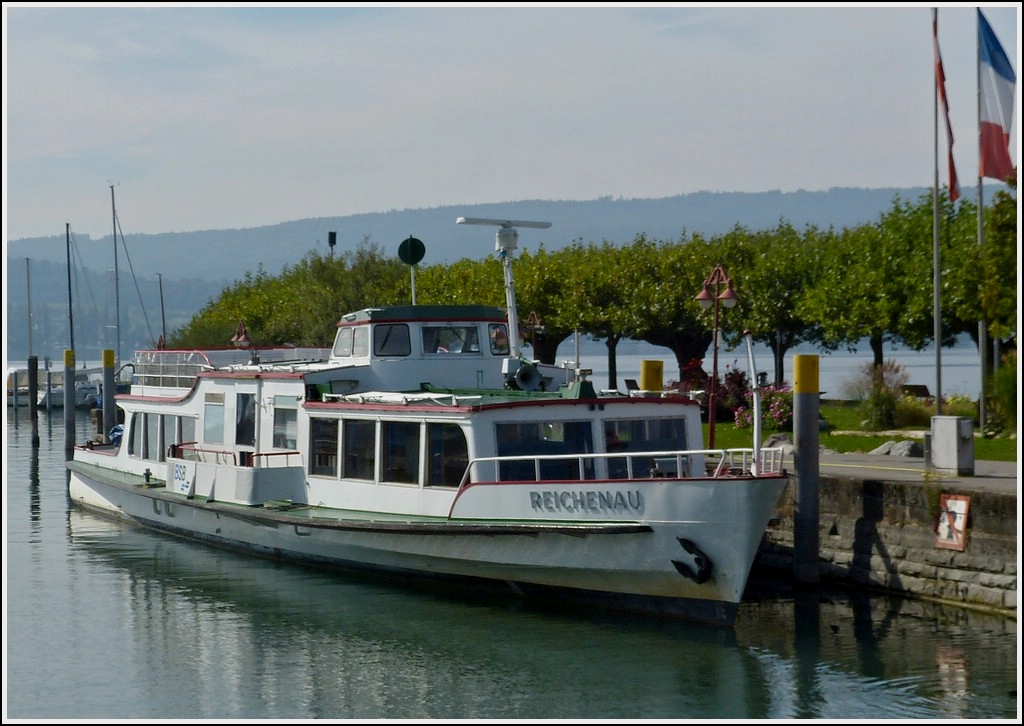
[456,217,551,383]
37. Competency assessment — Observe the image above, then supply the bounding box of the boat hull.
[67,460,786,626]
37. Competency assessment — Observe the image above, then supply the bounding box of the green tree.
[738,222,831,385]
[801,194,937,368]
[628,233,715,384]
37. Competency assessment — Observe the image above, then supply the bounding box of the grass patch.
[707,399,1017,462]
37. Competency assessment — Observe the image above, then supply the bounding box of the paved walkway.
[807,452,1018,495]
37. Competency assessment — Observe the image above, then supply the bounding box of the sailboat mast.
[65,222,75,352]
[26,258,33,356]
[110,185,121,367]
[158,272,167,343]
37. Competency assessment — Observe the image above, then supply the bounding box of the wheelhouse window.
[496,420,594,482]
[426,423,468,487]
[374,324,411,357]
[422,325,481,355]
[488,323,510,355]
[333,327,353,357]
[382,421,420,484]
[333,325,370,358]
[309,417,339,477]
[352,326,369,357]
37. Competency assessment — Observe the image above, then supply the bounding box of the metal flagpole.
[931,7,943,415]
[975,15,987,434]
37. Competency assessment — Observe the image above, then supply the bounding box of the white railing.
[171,443,302,469]
[460,446,785,487]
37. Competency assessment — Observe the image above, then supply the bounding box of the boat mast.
[25,258,33,356]
[65,222,75,352]
[455,216,551,361]
[110,185,121,366]
[157,272,167,344]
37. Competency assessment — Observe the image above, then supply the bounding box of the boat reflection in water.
[66,508,1017,720]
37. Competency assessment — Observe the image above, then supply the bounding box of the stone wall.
[754,474,1017,616]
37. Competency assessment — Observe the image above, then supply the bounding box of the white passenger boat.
[66,218,787,626]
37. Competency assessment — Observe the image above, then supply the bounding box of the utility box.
[930,416,974,476]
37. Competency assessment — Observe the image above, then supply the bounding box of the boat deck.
[67,458,654,536]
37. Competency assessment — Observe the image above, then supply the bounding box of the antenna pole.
[455,216,551,363]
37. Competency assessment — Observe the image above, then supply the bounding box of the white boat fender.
[672,537,713,584]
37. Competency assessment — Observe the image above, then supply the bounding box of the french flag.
[977,9,1016,182]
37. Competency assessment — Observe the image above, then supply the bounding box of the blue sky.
[3,3,1019,241]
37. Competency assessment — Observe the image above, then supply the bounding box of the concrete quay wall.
[755,472,1017,617]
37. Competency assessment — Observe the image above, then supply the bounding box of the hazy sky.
[4,2,1019,241]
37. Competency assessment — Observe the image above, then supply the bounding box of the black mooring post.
[28,355,40,447]
[793,354,820,584]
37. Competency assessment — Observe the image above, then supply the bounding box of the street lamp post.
[524,311,545,354]
[695,264,739,448]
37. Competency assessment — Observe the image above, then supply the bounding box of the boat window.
[126,412,160,462]
[162,414,177,450]
[374,324,411,357]
[495,420,594,481]
[422,325,481,355]
[273,407,298,449]
[343,419,376,480]
[181,416,196,444]
[146,413,161,462]
[203,400,224,445]
[127,412,143,458]
[352,326,370,357]
[382,421,420,484]
[235,393,256,447]
[488,324,510,355]
[604,417,688,479]
[426,423,468,487]
[309,417,339,477]
[333,327,353,357]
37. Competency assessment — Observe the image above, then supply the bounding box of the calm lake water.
[557,337,985,400]
[4,407,1018,720]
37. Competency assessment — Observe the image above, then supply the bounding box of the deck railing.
[172,443,302,468]
[132,347,331,391]
[462,446,785,487]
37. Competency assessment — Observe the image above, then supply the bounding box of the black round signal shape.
[398,236,425,265]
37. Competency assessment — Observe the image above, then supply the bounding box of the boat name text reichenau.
[529,489,644,514]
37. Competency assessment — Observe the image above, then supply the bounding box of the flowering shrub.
[667,358,750,421]
[734,384,793,431]
[672,357,709,394]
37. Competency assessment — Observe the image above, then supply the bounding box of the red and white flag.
[933,10,959,200]
[977,9,1016,182]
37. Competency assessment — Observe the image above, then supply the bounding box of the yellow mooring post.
[102,349,116,442]
[64,349,76,453]
[792,354,820,584]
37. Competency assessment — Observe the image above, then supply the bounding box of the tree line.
[170,187,1016,392]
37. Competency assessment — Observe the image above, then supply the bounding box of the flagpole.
[975,13,987,435]
[931,8,943,415]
